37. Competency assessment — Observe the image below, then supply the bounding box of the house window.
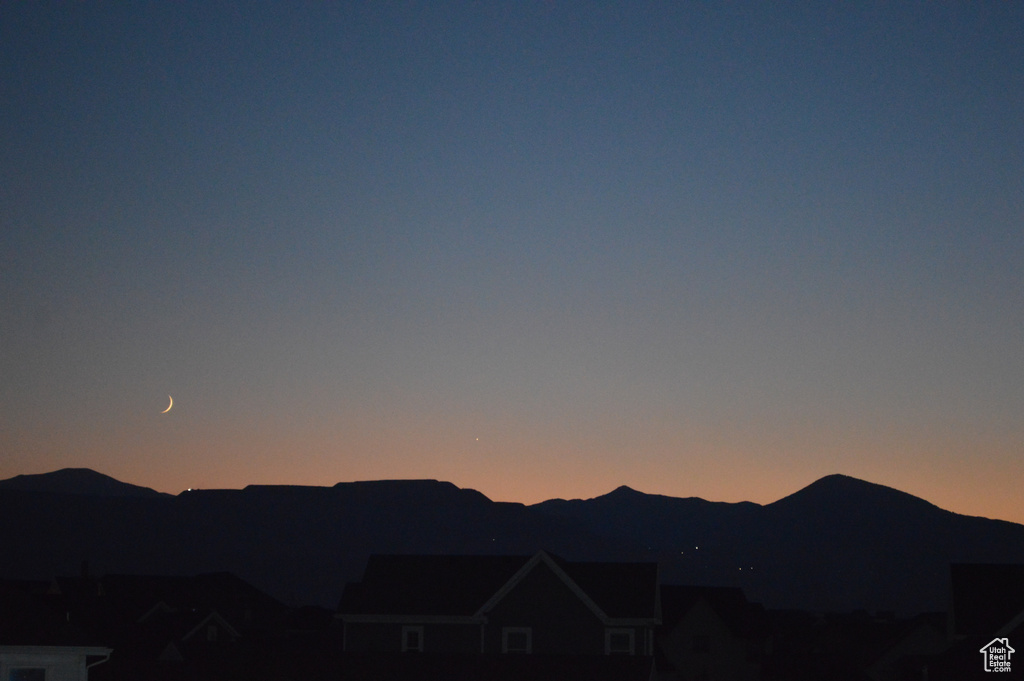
[10,670,46,681]
[605,628,635,655]
[402,625,424,652]
[207,624,218,641]
[502,627,532,654]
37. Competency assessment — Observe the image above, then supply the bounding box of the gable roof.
[338,551,659,624]
[339,554,531,617]
[99,572,282,614]
[0,579,105,647]
[180,610,241,643]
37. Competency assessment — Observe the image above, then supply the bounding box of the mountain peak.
[0,468,167,498]
[800,474,913,497]
[768,473,943,517]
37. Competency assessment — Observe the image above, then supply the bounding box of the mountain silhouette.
[2,469,1023,614]
[0,468,170,498]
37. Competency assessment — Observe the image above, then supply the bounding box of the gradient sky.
[2,2,1022,523]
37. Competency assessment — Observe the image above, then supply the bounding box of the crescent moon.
[161,395,173,414]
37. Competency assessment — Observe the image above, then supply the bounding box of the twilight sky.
[2,2,1022,522]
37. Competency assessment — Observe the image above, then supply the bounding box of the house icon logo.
[980,637,1014,672]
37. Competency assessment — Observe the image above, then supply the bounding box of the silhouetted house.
[948,563,1024,641]
[762,609,952,681]
[0,571,353,681]
[916,563,1024,679]
[338,550,660,657]
[0,580,69,647]
[863,612,947,681]
[0,579,112,680]
[657,585,768,681]
[87,573,288,680]
[90,572,288,633]
[1,572,296,681]
[138,607,241,660]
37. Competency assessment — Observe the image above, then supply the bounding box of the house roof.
[21,571,287,650]
[0,579,105,647]
[74,571,288,636]
[338,551,659,622]
[97,572,284,618]
[340,554,531,617]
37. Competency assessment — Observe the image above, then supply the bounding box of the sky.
[2,2,1023,523]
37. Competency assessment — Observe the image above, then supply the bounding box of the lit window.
[402,625,424,652]
[502,627,532,654]
[605,628,635,655]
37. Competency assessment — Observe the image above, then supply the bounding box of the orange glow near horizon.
[5,408,1022,526]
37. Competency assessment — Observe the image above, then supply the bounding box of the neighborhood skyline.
[5,466,1024,617]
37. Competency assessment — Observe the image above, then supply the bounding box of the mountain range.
[2,468,1023,614]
